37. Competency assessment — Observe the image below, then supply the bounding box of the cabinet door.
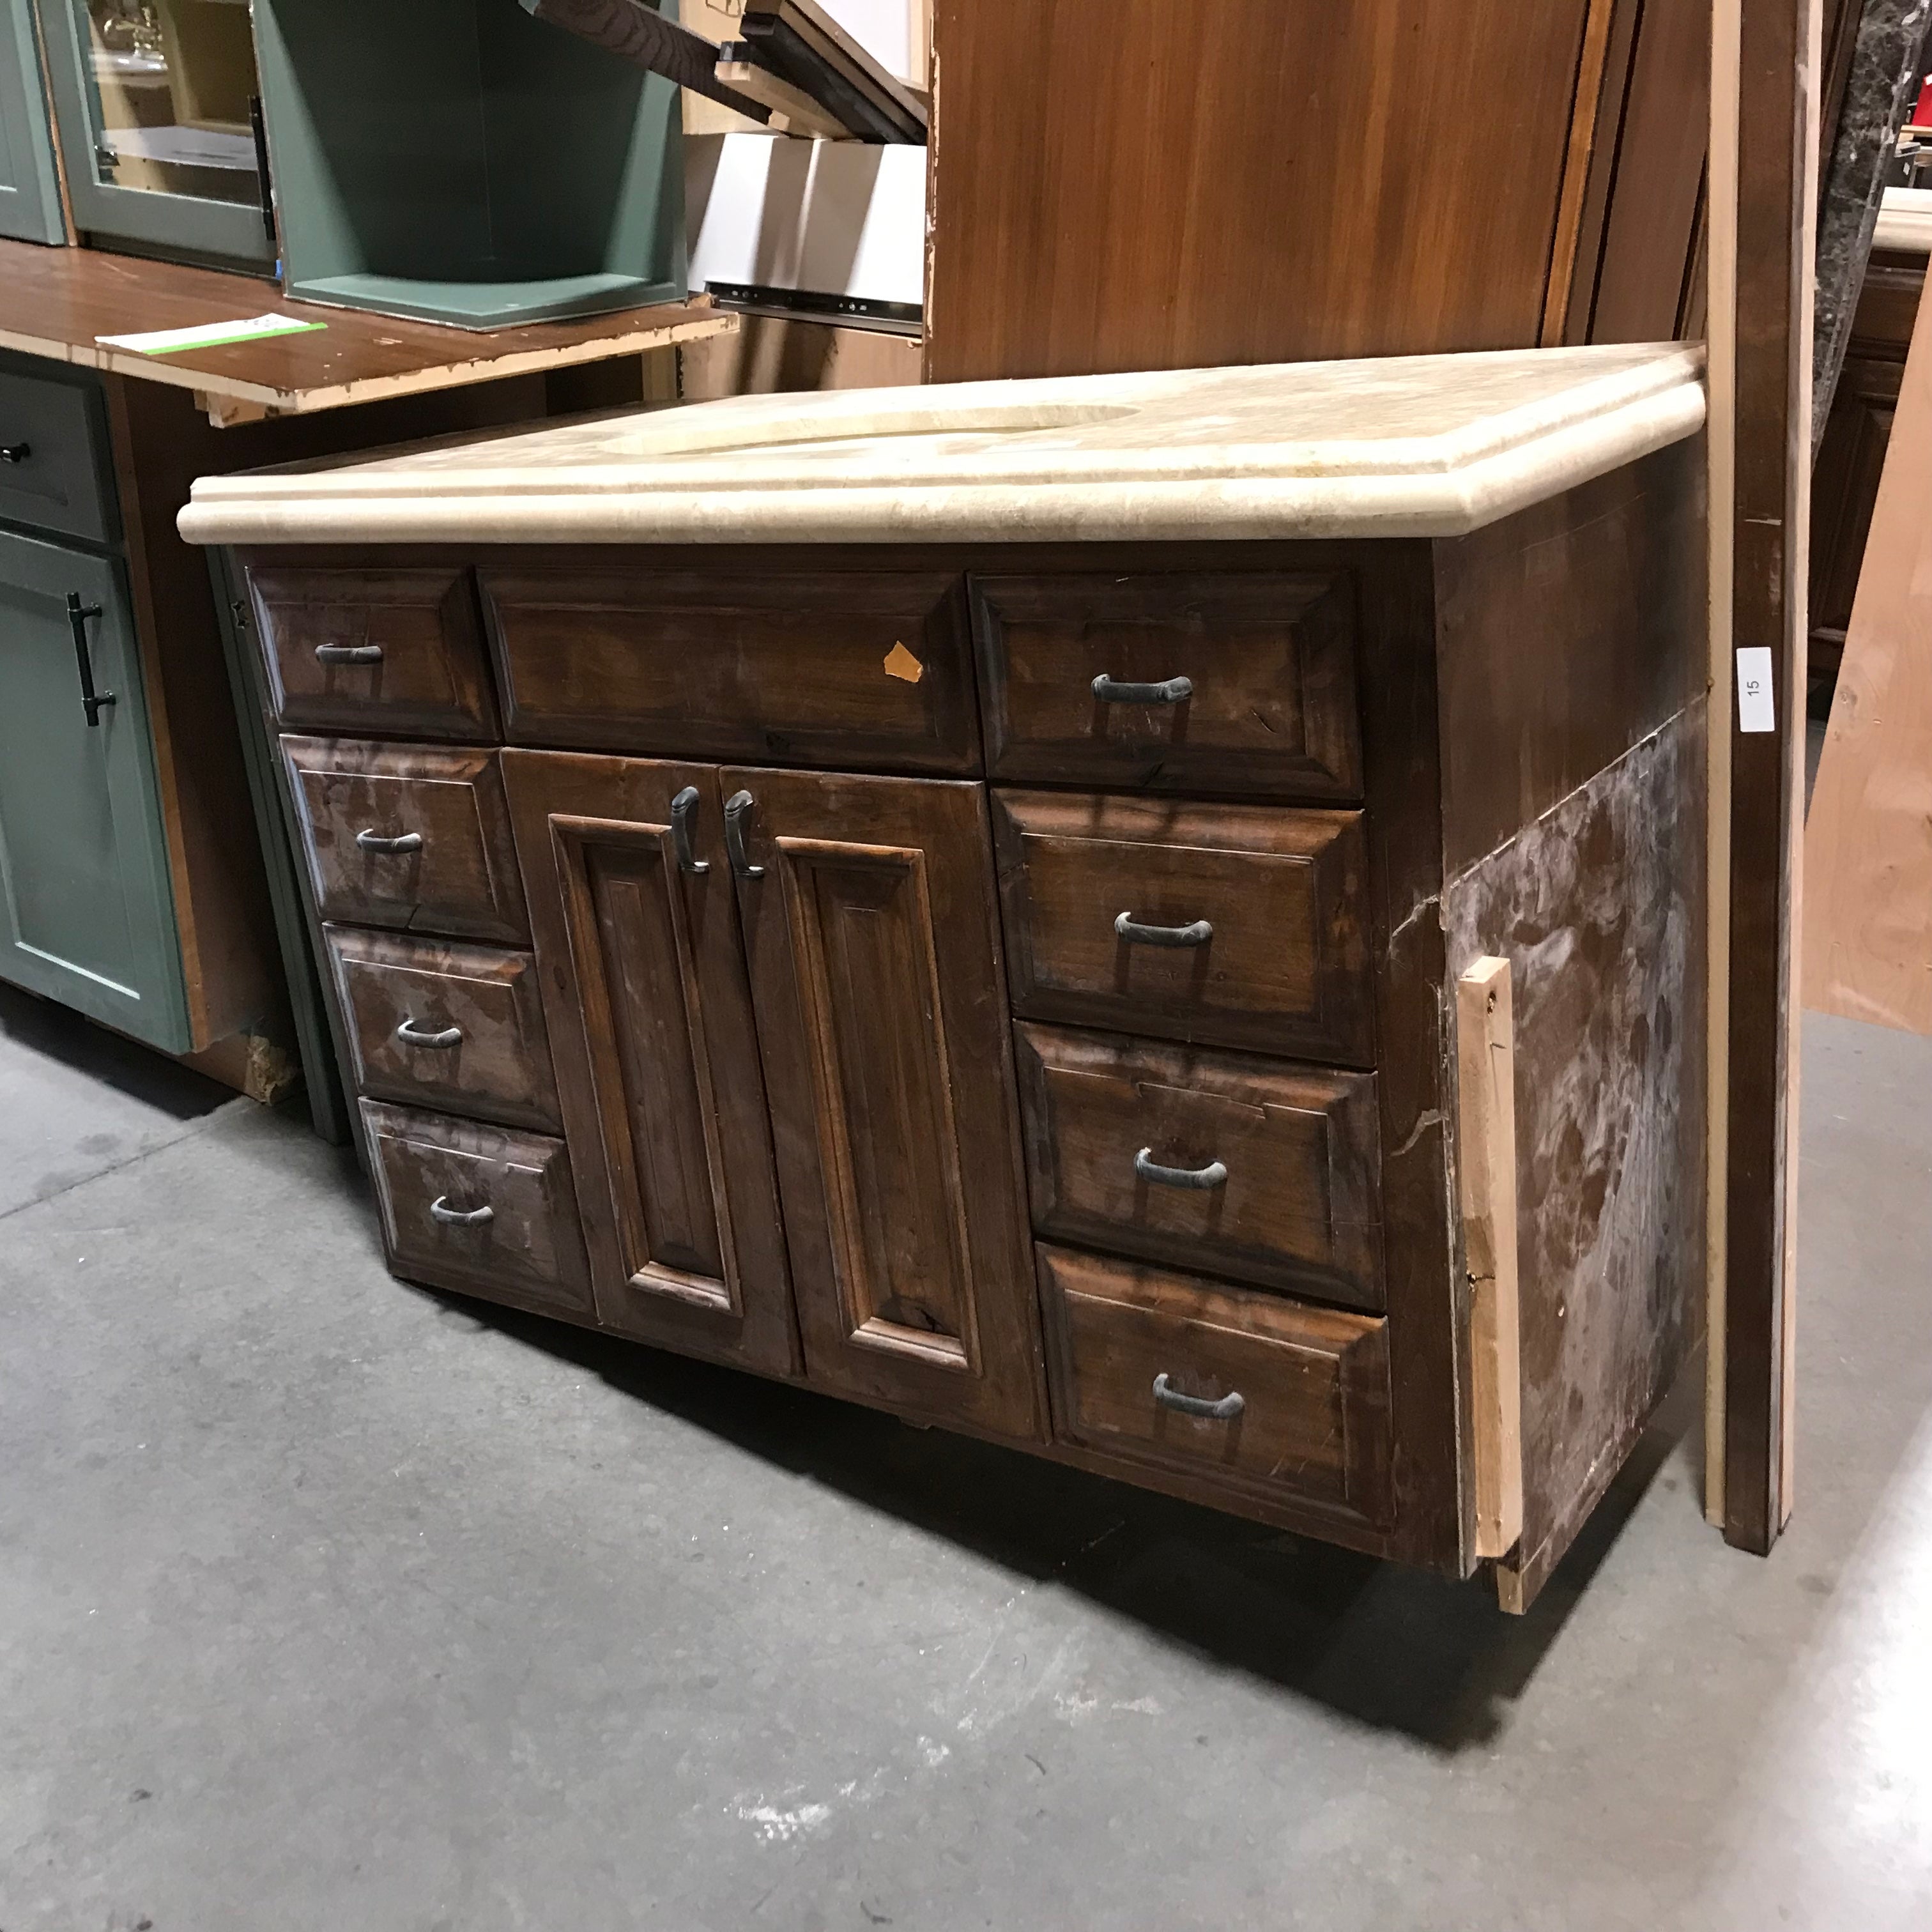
[0,528,190,1051]
[721,767,1046,1441]
[0,0,64,244]
[502,750,799,1377]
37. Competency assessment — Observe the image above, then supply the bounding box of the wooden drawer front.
[1015,1024,1384,1310]
[479,568,981,772]
[972,573,1361,799]
[284,738,529,944]
[1038,1245,1392,1524]
[326,927,561,1133]
[249,567,497,738]
[362,1101,592,1319]
[992,790,1374,1064]
[0,364,113,546]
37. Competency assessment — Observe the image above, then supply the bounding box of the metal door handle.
[670,785,709,875]
[355,829,424,855]
[1152,1373,1244,1421]
[314,643,383,665]
[0,442,29,464]
[1135,1147,1229,1190]
[1092,673,1192,705]
[429,1197,494,1227]
[1114,911,1211,947]
[395,1019,463,1049]
[65,594,115,727]
[724,789,765,878]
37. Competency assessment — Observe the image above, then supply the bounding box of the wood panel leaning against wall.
[924,0,1710,383]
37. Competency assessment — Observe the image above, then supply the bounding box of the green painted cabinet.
[0,524,192,1051]
[0,0,65,243]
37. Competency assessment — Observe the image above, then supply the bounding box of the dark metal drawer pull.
[429,1196,494,1228]
[1153,1374,1244,1422]
[1114,910,1211,947]
[1093,673,1192,705]
[1135,1147,1229,1190]
[0,442,29,464]
[395,1019,462,1050]
[314,643,384,665]
[65,594,115,727]
[724,788,765,879]
[670,785,709,876]
[355,829,424,855]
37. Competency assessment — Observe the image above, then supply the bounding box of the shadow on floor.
[0,981,233,1124]
[417,1283,1697,1757]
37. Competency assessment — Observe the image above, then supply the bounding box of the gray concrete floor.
[2,979,1929,1932]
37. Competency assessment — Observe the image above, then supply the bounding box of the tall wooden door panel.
[721,767,1047,1441]
[502,750,799,1377]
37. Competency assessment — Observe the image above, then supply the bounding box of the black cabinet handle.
[429,1196,494,1227]
[1152,1374,1244,1422]
[65,594,115,727]
[1114,910,1211,948]
[355,829,424,855]
[1135,1147,1229,1191]
[0,442,29,464]
[1092,673,1192,705]
[314,643,383,665]
[724,789,765,878]
[671,785,710,876]
[395,1019,462,1049]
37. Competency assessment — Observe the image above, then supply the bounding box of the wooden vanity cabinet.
[234,436,1706,1606]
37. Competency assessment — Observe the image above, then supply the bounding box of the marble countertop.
[178,341,1706,549]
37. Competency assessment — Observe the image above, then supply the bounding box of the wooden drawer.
[1015,1023,1384,1310]
[249,566,498,738]
[971,573,1361,799]
[1038,1244,1392,1524]
[362,1101,592,1320]
[283,737,529,943]
[0,361,114,547]
[992,790,1374,1063]
[326,927,561,1133]
[479,567,982,772]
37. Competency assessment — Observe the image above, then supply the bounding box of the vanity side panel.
[1353,546,1470,1577]
[1433,445,1709,1607]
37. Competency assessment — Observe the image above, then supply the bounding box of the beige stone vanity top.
[179,341,1706,548]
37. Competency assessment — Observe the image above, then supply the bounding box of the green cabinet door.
[0,528,190,1052]
[0,0,65,243]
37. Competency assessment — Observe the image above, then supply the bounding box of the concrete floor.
[2,981,1929,1932]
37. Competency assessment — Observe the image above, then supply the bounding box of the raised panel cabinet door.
[721,766,1047,1441]
[502,749,800,1377]
[0,528,191,1052]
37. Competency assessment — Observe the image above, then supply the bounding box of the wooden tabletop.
[0,240,733,425]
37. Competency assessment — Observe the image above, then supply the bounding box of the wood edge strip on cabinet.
[1541,0,1625,346]
[1719,0,1817,1551]
[1456,957,1523,1567]
[1704,0,1741,1533]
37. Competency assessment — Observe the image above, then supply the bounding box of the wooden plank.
[1719,0,1820,1554]
[0,238,730,422]
[523,0,774,119]
[1804,280,1932,1031]
[716,58,855,136]
[1457,959,1523,1563]
[1540,0,1623,346]
[925,0,1607,381]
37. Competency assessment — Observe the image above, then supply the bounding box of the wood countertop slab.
[0,240,732,425]
[179,341,1706,547]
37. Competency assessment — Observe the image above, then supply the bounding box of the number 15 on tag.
[1736,646,1775,733]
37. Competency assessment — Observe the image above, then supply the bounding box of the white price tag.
[1736,646,1776,733]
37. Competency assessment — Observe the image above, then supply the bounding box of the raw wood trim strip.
[1542,0,1625,346]
[716,57,855,137]
[1457,957,1523,1567]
